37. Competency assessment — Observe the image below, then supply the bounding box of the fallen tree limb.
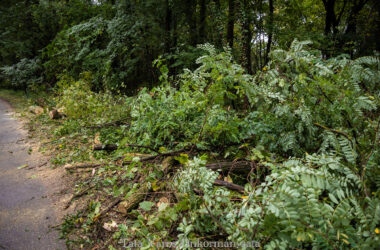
[213,179,246,193]
[117,182,151,215]
[206,160,254,173]
[117,157,178,215]
[65,184,96,209]
[86,120,130,129]
[125,144,159,153]
[93,144,118,151]
[92,143,159,153]
[93,198,122,222]
[313,122,352,141]
[122,148,190,164]
[65,163,104,170]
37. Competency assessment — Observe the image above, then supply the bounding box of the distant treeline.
[0,0,379,92]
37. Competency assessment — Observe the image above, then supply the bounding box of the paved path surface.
[0,98,65,250]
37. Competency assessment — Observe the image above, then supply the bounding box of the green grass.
[0,88,31,111]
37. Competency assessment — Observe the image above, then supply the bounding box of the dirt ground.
[0,98,69,250]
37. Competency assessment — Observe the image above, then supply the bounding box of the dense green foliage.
[1,0,379,249]
[52,41,379,248]
[1,0,380,91]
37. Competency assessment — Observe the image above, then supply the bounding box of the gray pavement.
[0,98,65,250]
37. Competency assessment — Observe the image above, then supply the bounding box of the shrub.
[0,57,43,90]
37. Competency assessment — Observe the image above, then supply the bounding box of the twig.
[27,161,48,170]
[64,184,96,209]
[125,144,159,153]
[203,201,228,235]
[313,123,352,141]
[93,198,122,222]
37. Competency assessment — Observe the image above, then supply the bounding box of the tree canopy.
[1,0,379,91]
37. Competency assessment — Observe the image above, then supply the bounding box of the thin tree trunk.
[322,0,338,35]
[242,0,252,74]
[165,0,172,53]
[265,0,274,65]
[227,0,235,48]
[345,0,367,36]
[186,0,198,46]
[213,0,223,48]
[199,0,207,44]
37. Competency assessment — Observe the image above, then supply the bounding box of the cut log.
[93,144,118,151]
[49,109,63,119]
[29,105,44,115]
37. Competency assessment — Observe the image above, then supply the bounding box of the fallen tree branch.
[65,163,104,171]
[313,123,352,141]
[65,184,96,209]
[86,120,130,129]
[27,161,48,170]
[213,179,246,193]
[203,200,228,235]
[93,144,118,151]
[206,160,254,173]
[117,182,151,215]
[125,144,159,153]
[92,143,159,153]
[93,198,122,222]
[122,148,190,165]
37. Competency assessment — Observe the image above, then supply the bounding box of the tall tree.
[199,0,207,43]
[241,0,252,74]
[165,0,172,53]
[265,0,274,65]
[185,0,198,46]
[227,0,235,48]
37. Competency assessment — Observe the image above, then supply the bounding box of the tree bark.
[227,0,235,48]
[322,0,339,36]
[206,160,254,173]
[199,0,207,44]
[165,0,172,53]
[242,0,252,74]
[213,179,245,193]
[186,0,198,46]
[345,0,368,36]
[265,0,274,65]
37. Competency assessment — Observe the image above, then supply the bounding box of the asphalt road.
[0,98,65,250]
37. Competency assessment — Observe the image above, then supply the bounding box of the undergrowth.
[12,41,380,249]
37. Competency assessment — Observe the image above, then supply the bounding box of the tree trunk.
[345,0,367,36]
[186,0,198,46]
[199,0,207,44]
[242,0,252,74]
[265,0,274,65]
[322,0,338,36]
[165,0,172,53]
[227,0,235,48]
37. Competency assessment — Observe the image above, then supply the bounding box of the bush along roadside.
[14,41,380,249]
